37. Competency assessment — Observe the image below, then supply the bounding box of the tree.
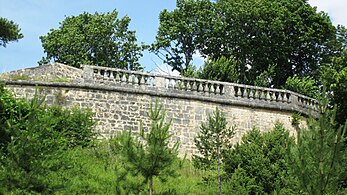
[197,57,240,83]
[0,84,96,193]
[115,100,179,195]
[0,17,23,47]
[151,0,215,74]
[223,123,296,194]
[193,107,235,195]
[40,10,144,70]
[206,0,336,87]
[283,76,320,98]
[288,94,347,194]
[155,0,337,87]
[209,0,335,87]
[320,49,347,125]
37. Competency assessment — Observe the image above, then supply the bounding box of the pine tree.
[116,100,179,195]
[193,107,235,195]
[288,94,347,194]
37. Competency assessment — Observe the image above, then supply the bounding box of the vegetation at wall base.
[111,100,179,195]
[288,94,347,195]
[0,83,96,193]
[1,81,346,194]
[223,123,297,194]
[193,107,235,195]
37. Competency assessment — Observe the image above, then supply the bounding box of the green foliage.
[223,123,296,194]
[210,0,336,87]
[0,17,23,47]
[50,143,132,194]
[0,84,96,193]
[0,90,67,193]
[197,57,240,83]
[291,112,302,128]
[156,0,337,87]
[223,167,261,194]
[288,95,347,194]
[253,64,276,87]
[40,10,144,70]
[47,106,96,148]
[193,107,235,194]
[151,0,214,73]
[284,76,320,98]
[320,49,347,125]
[114,100,179,195]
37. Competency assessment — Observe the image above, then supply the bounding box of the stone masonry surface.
[0,64,315,157]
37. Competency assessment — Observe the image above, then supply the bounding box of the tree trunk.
[218,149,222,195]
[149,176,153,195]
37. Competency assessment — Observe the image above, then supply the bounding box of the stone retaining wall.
[1,64,315,157]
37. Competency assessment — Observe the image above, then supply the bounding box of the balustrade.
[89,66,154,87]
[82,65,318,112]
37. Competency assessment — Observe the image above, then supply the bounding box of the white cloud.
[309,0,347,26]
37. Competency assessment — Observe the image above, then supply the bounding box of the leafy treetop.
[0,17,23,47]
[40,10,144,70]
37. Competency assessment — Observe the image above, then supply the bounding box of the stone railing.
[82,65,318,115]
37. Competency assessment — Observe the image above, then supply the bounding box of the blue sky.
[0,0,346,74]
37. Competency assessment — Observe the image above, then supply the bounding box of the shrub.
[223,123,296,194]
[0,84,96,193]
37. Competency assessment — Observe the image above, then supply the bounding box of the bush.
[283,76,319,98]
[0,84,96,193]
[223,123,296,194]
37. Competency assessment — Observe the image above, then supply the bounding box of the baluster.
[254,89,259,99]
[227,85,235,96]
[237,87,242,97]
[249,89,254,99]
[190,81,194,91]
[174,79,180,90]
[109,71,114,79]
[260,90,264,99]
[268,91,273,101]
[115,72,121,82]
[185,80,189,90]
[149,76,154,87]
[186,81,191,91]
[234,86,238,97]
[220,85,225,95]
[204,83,209,94]
[245,88,250,98]
[286,93,291,103]
[169,78,175,89]
[303,99,307,107]
[275,92,279,101]
[264,90,270,101]
[198,82,203,92]
[210,84,215,94]
[192,81,197,92]
[140,75,145,85]
[215,84,220,95]
[242,87,246,97]
[133,75,139,85]
[121,73,127,84]
[100,70,104,78]
[241,87,245,97]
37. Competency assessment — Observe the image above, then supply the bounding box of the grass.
[0,74,30,81]
[43,141,217,195]
[153,160,218,195]
[0,73,71,83]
